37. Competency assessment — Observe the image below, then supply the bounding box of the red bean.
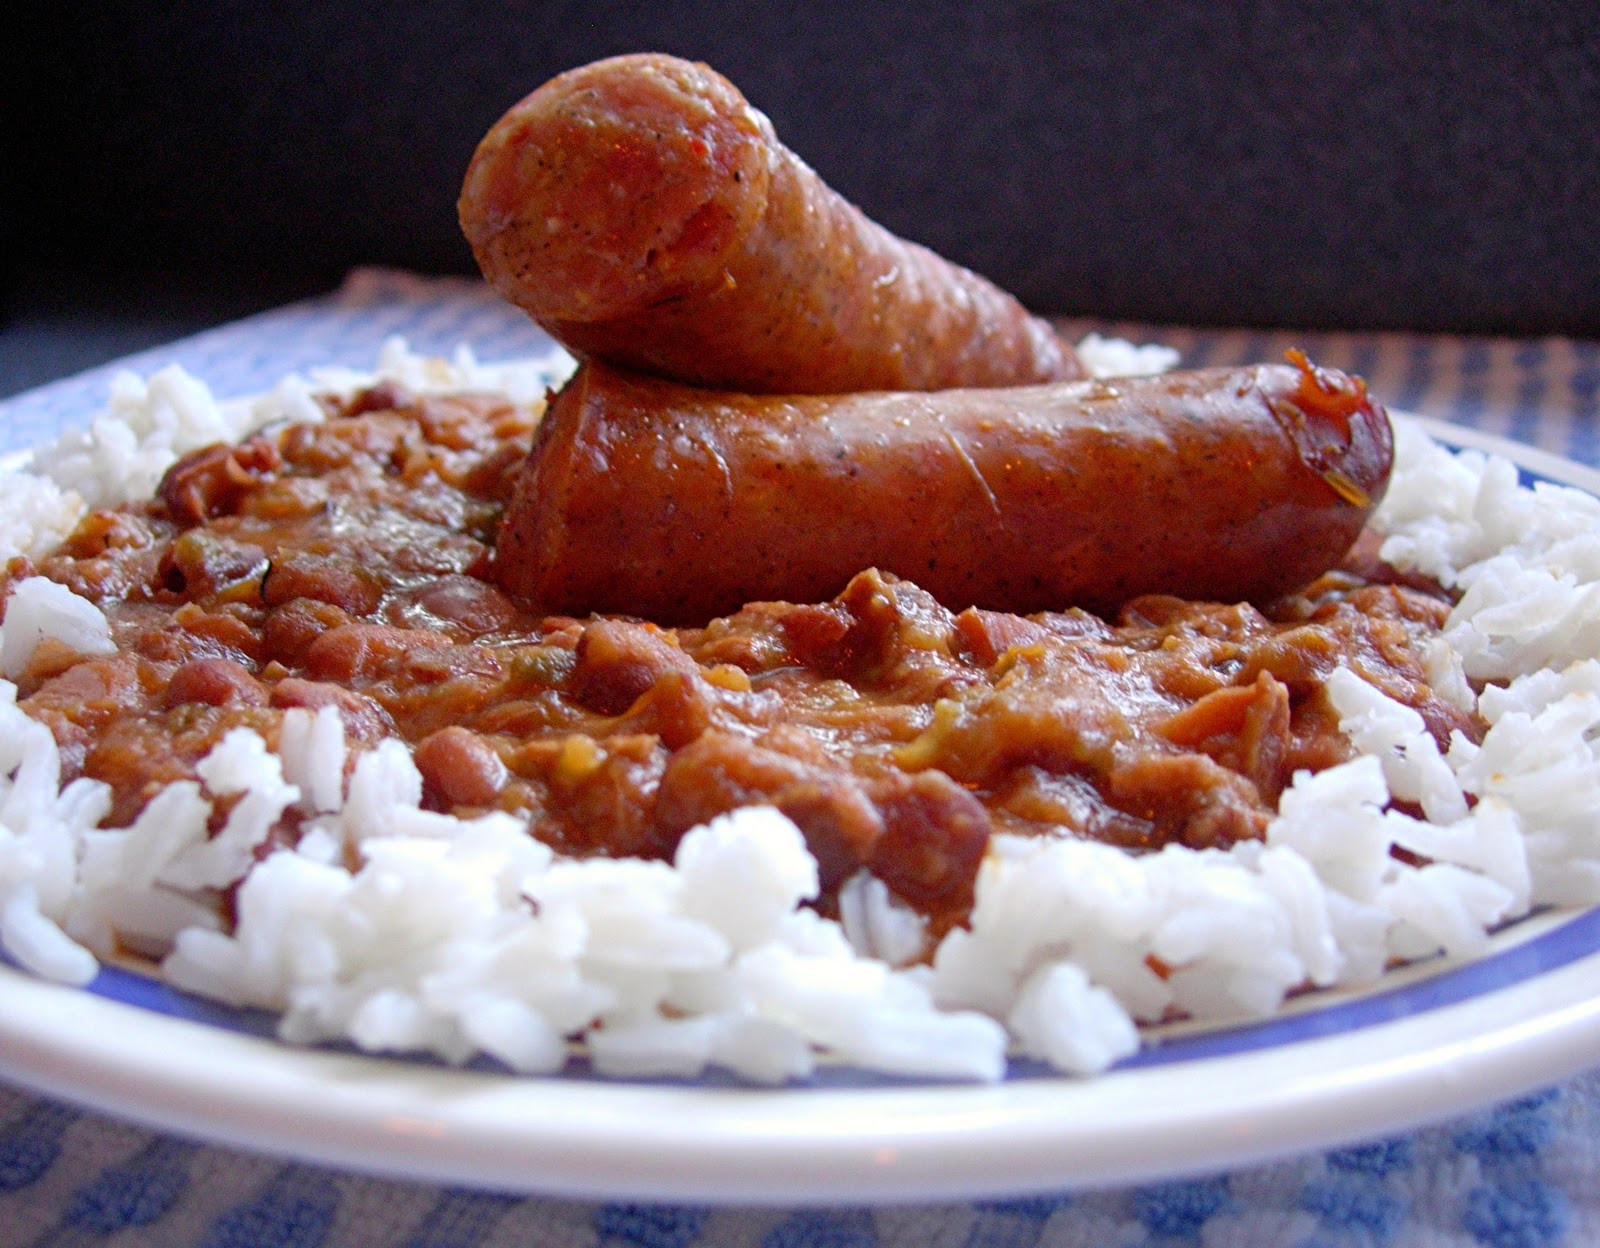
[262,552,385,616]
[405,575,517,633]
[414,726,508,808]
[162,657,267,710]
[304,623,448,683]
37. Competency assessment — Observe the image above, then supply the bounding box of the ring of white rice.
[1,335,1596,1085]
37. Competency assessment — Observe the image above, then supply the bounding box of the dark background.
[5,2,1599,397]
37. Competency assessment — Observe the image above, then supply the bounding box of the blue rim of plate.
[4,280,1598,1088]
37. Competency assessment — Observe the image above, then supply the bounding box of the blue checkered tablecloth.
[2,272,1599,1247]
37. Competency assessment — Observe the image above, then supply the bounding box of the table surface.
[2,271,1599,1247]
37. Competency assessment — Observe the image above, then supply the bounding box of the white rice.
[1,336,1597,1083]
[1073,333,1181,379]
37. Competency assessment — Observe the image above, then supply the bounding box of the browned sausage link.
[457,52,1082,393]
[495,354,1393,625]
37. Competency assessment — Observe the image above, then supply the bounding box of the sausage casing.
[495,354,1394,624]
[458,53,1081,394]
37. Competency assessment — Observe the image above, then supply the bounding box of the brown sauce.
[2,387,1478,939]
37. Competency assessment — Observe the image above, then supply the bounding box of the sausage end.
[459,52,772,326]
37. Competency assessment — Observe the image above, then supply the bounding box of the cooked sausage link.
[495,355,1394,624]
[458,52,1081,394]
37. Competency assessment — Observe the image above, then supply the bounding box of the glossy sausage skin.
[495,354,1394,624]
[458,53,1082,394]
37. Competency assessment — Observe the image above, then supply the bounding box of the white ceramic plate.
[1,292,1598,1203]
